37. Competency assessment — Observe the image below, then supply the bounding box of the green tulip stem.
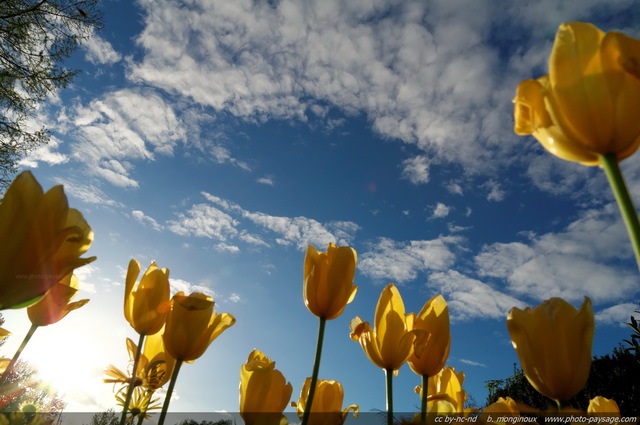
[158,359,184,425]
[599,153,640,273]
[301,316,327,425]
[385,368,394,425]
[0,323,38,391]
[119,333,145,425]
[136,406,145,425]
[555,399,571,412]
[420,374,429,424]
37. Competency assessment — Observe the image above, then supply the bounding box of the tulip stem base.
[420,375,428,424]
[119,333,145,425]
[599,153,640,273]
[158,359,183,425]
[556,399,571,411]
[385,368,393,425]
[0,323,38,391]
[301,317,326,425]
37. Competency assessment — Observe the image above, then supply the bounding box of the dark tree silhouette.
[0,0,103,190]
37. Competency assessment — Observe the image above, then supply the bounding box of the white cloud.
[526,154,597,197]
[19,136,68,168]
[215,243,241,253]
[59,88,186,187]
[170,278,216,298]
[132,210,163,231]
[432,203,450,219]
[167,204,239,241]
[458,358,487,367]
[210,145,251,171]
[36,0,635,201]
[401,155,430,184]
[446,182,463,195]
[126,0,535,174]
[257,176,275,186]
[169,192,359,251]
[53,177,124,208]
[474,204,638,303]
[429,270,525,321]
[595,303,638,327]
[359,236,462,283]
[84,34,122,65]
[243,212,357,249]
[447,223,470,233]
[203,190,360,248]
[239,232,270,247]
[74,263,99,294]
[483,180,506,202]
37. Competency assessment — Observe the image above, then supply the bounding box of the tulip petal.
[549,22,614,149]
[599,32,640,159]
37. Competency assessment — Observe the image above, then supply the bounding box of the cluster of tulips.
[0,172,626,425]
[0,18,639,425]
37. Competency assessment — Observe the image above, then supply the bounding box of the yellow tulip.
[140,330,176,390]
[239,349,292,425]
[350,283,416,375]
[588,396,620,414]
[27,274,89,326]
[124,259,171,335]
[162,292,235,362]
[408,294,451,378]
[506,297,594,402]
[513,22,640,165]
[419,366,469,412]
[292,377,358,425]
[482,397,520,423]
[303,243,357,320]
[0,171,95,309]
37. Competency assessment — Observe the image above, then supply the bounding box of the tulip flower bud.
[0,171,95,309]
[124,260,171,336]
[139,330,176,390]
[424,366,469,412]
[507,297,594,402]
[350,283,416,375]
[303,243,357,320]
[513,22,640,165]
[292,377,358,425]
[482,397,520,420]
[588,396,620,415]
[408,294,451,378]
[239,349,292,425]
[163,292,235,362]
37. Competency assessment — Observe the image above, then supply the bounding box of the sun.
[7,318,128,412]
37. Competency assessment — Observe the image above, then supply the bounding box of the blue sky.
[2,0,640,419]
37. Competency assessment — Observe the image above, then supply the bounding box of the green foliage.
[573,345,640,414]
[177,419,232,425]
[0,0,103,190]
[86,410,119,425]
[485,346,640,415]
[623,303,640,362]
[485,364,555,411]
